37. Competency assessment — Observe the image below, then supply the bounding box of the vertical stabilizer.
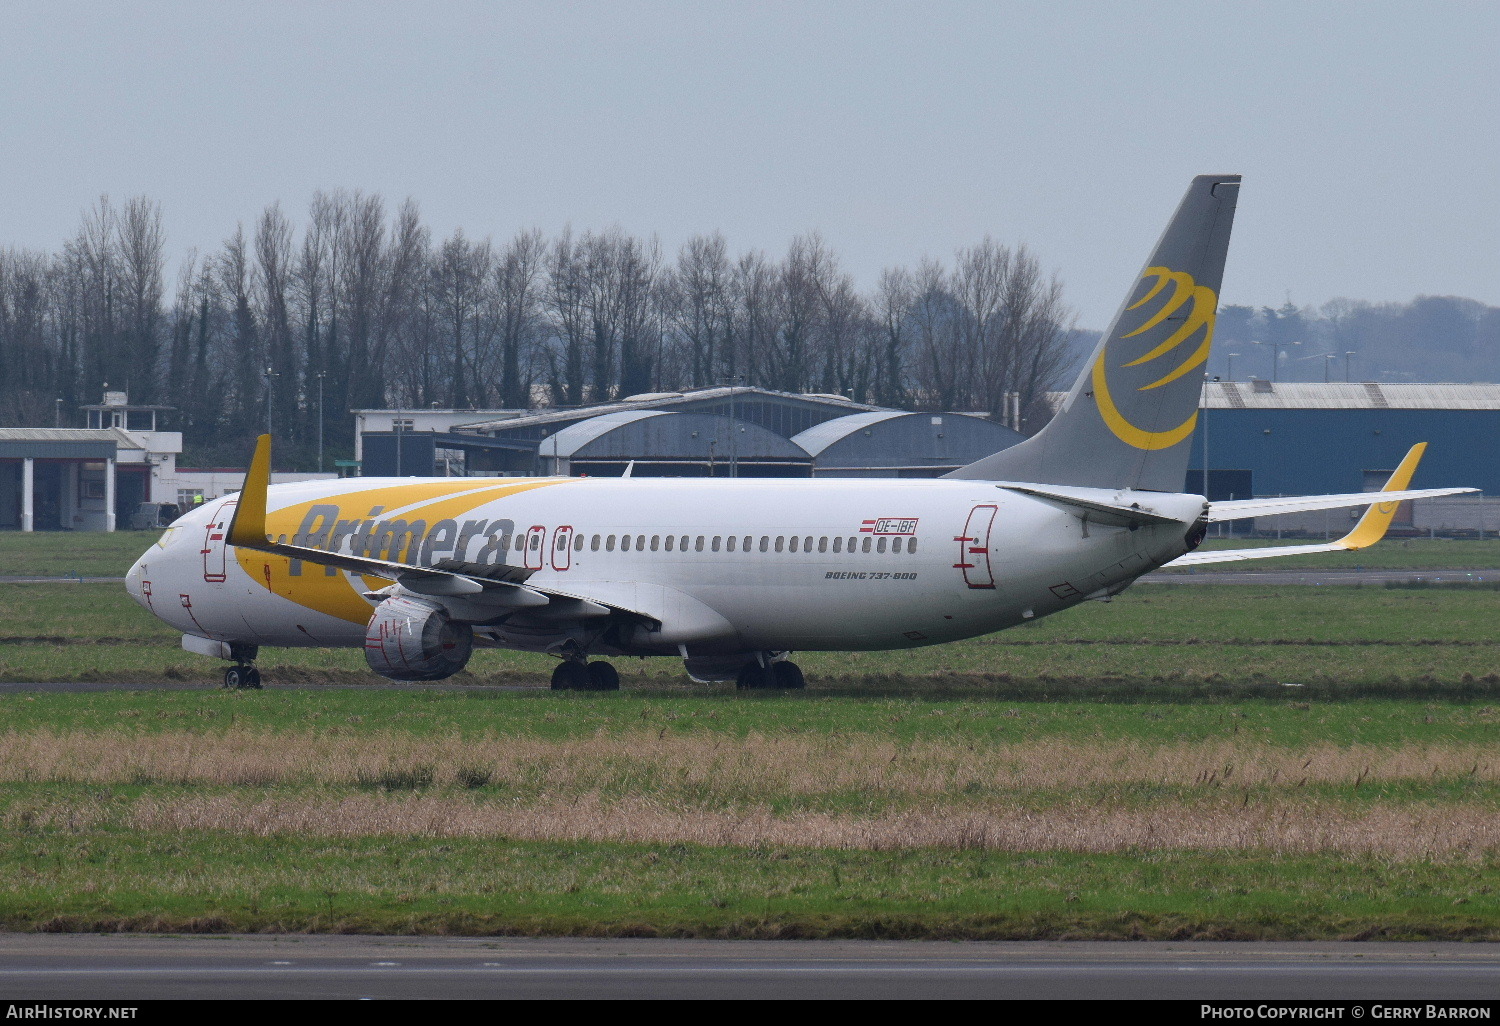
[946,175,1240,492]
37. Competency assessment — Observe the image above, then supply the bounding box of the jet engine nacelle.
[364,595,474,681]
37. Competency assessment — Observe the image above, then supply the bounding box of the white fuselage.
[125,476,1204,661]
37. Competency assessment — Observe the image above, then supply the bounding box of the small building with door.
[0,427,179,532]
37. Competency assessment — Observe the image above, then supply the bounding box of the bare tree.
[492,228,547,408]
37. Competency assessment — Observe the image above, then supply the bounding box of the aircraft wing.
[225,434,657,621]
[1170,443,1474,567]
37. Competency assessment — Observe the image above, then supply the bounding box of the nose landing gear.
[221,643,263,690]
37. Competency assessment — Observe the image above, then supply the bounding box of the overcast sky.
[2,0,1495,329]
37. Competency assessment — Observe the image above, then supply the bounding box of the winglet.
[226,433,272,549]
[1335,442,1426,550]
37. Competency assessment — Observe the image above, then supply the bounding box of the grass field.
[1,563,1497,939]
[5,581,1500,689]
[0,687,1497,939]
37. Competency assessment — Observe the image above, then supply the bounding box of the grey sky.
[2,0,1495,329]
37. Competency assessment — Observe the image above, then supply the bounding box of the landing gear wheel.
[771,661,805,690]
[550,661,590,691]
[224,665,261,690]
[585,662,620,691]
[735,664,774,690]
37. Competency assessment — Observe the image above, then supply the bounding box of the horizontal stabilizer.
[1002,485,1185,527]
[1209,487,1475,522]
[1171,443,1473,567]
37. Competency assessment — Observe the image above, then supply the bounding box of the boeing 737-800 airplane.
[124,176,1475,689]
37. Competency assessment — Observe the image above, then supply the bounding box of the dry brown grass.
[0,728,1494,791]
[5,791,1496,859]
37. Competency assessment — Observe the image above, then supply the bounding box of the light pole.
[1201,372,1211,499]
[395,404,404,477]
[1344,351,1356,382]
[1254,339,1300,382]
[262,366,280,436]
[1324,354,1337,383]
[1226,353,1240,381]
[316,371,326,473]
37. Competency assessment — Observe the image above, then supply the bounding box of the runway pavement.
[0,935,1498,1000]
[1141,568,1492,585]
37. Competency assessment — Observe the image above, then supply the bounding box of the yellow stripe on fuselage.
[234,477,574,625]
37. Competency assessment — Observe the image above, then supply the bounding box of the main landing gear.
[221,644,263,690]
[736,659,805,691]
[550,658,620,691]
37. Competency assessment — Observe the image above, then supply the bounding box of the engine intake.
[364,595,473,681]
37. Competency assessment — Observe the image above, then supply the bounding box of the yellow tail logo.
[1092,265,1217,450]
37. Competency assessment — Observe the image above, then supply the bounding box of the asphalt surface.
[1142,568,1494,585]
[0,936,1497,1000]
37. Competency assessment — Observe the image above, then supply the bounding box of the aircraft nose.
[124,555,146,606]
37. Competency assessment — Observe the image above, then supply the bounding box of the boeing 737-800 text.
[124,176,1474,689]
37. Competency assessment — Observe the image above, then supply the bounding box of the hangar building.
[1184,381,1500,500]
[357,387,1024,479]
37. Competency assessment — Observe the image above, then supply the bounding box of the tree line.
[1204,298,1500,384]
[0,192,1074,468]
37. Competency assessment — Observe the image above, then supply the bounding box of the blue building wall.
[1185,409,1500,497]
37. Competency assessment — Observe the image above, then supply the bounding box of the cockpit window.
[155,527,177,549]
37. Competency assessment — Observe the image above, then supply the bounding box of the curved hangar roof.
[792,411,1023,474]
[539,410,808,462]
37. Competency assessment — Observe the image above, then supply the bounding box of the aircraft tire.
[245,668,263,689]
[550,661,590,691]
[735,665,773,690]
[585,662,620,691]
[222,667,242,690]
[771,661,805,690]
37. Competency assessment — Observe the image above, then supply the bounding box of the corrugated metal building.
[793,412,1023,478]
[359,387,1024,479]
[1181,381,1500,500]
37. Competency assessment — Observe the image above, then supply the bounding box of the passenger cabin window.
[574,535,584,551]
[759,537,769,552]
[727,536,737,552]
[891,537,903,553]
[695,536,705,552]
[636,536,647,552]
[650,535,660,551]
[606,535,616,552]
[861,537,872,553]
[833,537,842,553]
[789,537,799,553]
[774,537,784,553]
[711,536,721,552]
[818,537,827,553]
[876,537,887,553]
[591,535,600,551]
[909,537,918,553]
